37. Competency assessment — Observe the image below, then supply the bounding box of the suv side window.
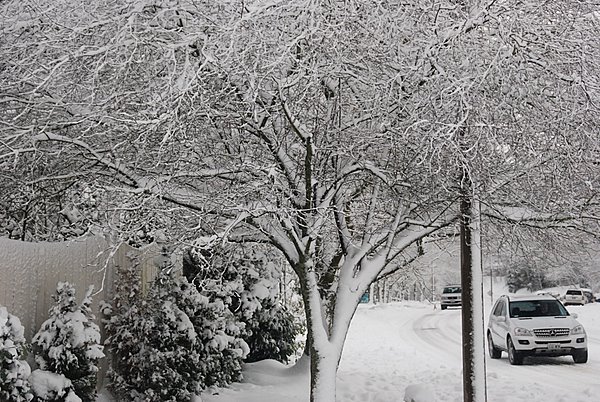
[499,300,506,317]
[492,299,504,316]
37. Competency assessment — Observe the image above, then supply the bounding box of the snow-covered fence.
[0,235,168,386]
[0,235,167,340]
[1,235,112,340]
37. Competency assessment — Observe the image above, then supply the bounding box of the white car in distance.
[487,294,588,365]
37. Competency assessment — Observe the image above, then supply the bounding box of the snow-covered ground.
[197,300,600,402]
[96,277,600,402]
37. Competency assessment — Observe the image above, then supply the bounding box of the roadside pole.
[460,178,488,402]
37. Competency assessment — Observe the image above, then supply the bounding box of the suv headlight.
[571,325,586,335]
[514,327,532,336]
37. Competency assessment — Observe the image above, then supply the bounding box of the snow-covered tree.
[104,268,204,401]
[155,266,249,393]
[100,255,146,400]
[0,306,32,402]
[32,283,104,402]
[243,298,300,364]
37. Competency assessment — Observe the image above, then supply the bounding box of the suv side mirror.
[571,313,578,319]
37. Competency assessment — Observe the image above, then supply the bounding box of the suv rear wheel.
[507,337,523,365]
[487,332,501,359]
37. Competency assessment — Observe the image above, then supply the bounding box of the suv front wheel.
[507,337,523,365]
[573,349,588,364]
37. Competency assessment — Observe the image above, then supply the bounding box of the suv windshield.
[509,300,568,318]
[443,286,461,294]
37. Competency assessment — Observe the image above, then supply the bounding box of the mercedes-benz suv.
[562,289,586,306]
[487,294,588,365]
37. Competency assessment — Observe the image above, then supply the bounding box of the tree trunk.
[302,323,313,357]
[294,262,335,401]
[308,342,339,402]
[294,260,360,402]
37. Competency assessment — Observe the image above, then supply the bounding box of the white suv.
[487,294,588,365]
[562,289,586,306]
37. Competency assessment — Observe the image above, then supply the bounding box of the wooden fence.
[0,234,167,386]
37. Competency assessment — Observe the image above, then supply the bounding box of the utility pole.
[460,173,488,402]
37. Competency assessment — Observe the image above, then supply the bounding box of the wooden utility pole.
[460,173,488,402]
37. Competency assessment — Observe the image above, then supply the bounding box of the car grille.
[533,328,570,337]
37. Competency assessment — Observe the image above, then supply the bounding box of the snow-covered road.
[404,304,600,401]
[199,300,600,402]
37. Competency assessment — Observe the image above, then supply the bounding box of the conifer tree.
[0,306,33,402]
[184,244,300,365]
[32,283,104,401]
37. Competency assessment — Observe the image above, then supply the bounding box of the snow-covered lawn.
[197,300,600,402]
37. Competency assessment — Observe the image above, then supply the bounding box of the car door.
[489,299,509,349]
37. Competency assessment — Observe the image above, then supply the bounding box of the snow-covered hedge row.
[3,242,299,402]
[1,282,104,402]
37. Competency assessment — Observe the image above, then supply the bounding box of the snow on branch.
[485,205,557,222]
[0,147,37,162]
[279,90,313,141]
[32,132,138,184]
[30,133,227,216]
[155,169,242,183]
[342,202,459,284]
[483,205,598,235]
[366,216,458,281]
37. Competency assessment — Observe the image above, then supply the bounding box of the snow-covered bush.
[0,306,33,401]
[32,283,104,402]
[184,243,300,365]
[103,253,248,401]
[101,254,150,400]
[232,260,300,364]
[99,251,143,387]
[29,370,81,402]
[184,254,250,385]
[193,295,248,388]
[105,267,205,401]
[243,298,299,363]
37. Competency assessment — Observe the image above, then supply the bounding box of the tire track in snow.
[410,308,463,364]
[488,350,600,387]
[405,305,600,400]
